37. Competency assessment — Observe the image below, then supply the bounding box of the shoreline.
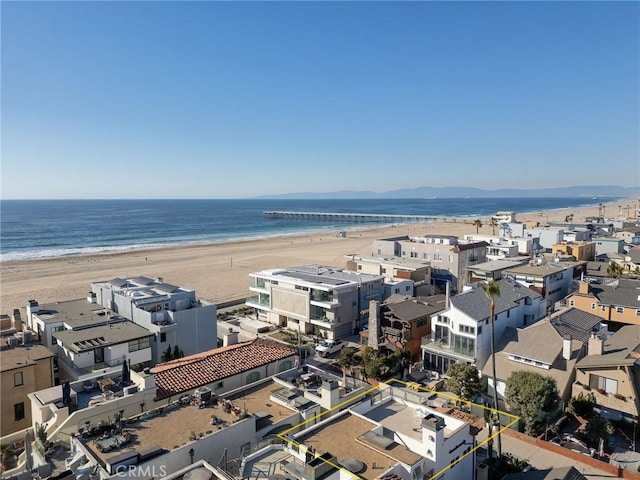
[0,198,629,263]
[0,200,627,316]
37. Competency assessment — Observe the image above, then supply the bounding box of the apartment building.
[0,336,55,436]
[372,235,487,292]
[565,279,640,327]
[90,276,217,364]
[246,265,385,339]
[345,254,433,297]
[551,241,596,262]
[502,259,587,313]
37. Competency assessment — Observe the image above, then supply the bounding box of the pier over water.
[263,211,445,223]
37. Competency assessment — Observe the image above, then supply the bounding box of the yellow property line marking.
[276,378,520,480]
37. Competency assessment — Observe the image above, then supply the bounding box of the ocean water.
[0,198,614,261]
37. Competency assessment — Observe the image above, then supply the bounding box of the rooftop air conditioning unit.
[7,337,19,348]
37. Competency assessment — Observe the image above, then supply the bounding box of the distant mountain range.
[253,185,639,200]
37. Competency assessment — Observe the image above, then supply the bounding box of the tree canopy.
[504,371,558,435]
[445,363,482,402]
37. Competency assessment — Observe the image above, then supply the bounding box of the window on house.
[601,305,606,312]
[589,374,617,394]
[591,303,596,310]
[14,372,23,387]
[636,309,640,317]
[357,265,362,270]
[569,300,575,306]
[215,381,224,390]
[417,318,427,327]
[247,371,260,383]
[616,306,624,314]
[129,337,151,352]
[433,253,442,261]
[405,285,411,291]
[424,253,430,260]
[448,255,453,262]
[14,402,25,421]
[160,332,167,343]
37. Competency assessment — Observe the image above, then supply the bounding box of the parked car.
[315,339,344,357]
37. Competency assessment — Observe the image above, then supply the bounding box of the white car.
[315,339,344,357]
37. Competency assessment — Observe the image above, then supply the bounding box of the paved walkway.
[475,428,619,479]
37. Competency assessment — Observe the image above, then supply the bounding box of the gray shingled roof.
[450,278,541,321]
[383,298,440,322]
[502,466,586,480]
[589,279,640,308]
[549,308,603,344]
[627,246,640,263]
[576,324,640,369]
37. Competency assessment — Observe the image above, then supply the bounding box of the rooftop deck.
[297,413,422,479]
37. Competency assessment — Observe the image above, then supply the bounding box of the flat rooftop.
[363,401,465,441]
[53,322,152,353]
[0,342,55,372]
[297,413,422,479]
[32,298,117,326]
[84,380,299,464]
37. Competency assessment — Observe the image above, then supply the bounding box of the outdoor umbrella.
[121,358,130,387]
[62,380,71,406]
[24,429,33,473]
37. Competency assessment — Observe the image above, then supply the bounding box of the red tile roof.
[152,339,297,400]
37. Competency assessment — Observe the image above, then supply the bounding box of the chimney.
[588,330,604,356]
[578,281,590,295]
[321,379,339,407]
[368,300,380,351]
[223,330,239,347]
[562,335,572,360]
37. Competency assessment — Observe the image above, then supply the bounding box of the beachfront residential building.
[524,226,565,252]
[246,265,385,339]
[464,232,543,257]
[480,306,608,402]
[371,234,487,292]
[421,278,545,373]
[502,259,587,313]
[466,258,530,284]
[494,211,517,223]
[0,336,55,436]
[53,321,154,381]
[571,325,640,422]
[91,276,217,364]
[344,254,433,297]
[565,279,640,328]
[362,295,446,361]
[242,383,479,480]
[551,241,596,262]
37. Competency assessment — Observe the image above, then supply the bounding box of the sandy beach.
[0,202,620,316]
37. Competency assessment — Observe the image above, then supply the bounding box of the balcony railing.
[246,296,270,308]
[382,326,412,341]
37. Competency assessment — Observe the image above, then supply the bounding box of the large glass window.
[589,374,617,394]
[14,372,23,387]
[452,334,475,357]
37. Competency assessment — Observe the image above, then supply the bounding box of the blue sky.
[2,1,638,199]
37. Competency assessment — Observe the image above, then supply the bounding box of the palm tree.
[607,262,624,278]
[489,217,498,236]
[473,219,483,234]
[481,279,502,459]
